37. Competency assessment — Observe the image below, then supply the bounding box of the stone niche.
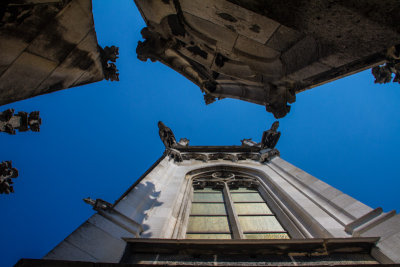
[135,0,400,118]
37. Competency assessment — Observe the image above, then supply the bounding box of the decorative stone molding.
[0,161,18,194]
[237,153,261,161]
[193,171,259,190]
[158,121,280,164]
[0,109,41,134]
[176,151,279,164]
[181,153,208,162]
[208,153,238,162]
[99,45,120,81]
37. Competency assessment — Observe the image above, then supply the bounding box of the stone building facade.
[16,123,400,266]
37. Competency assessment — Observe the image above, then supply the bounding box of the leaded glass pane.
[193,192,224,202]
[186,233,232,239]
[191,203,227,215]
[229,187,258,192]
[244,233,290,239]
[231,192,264,202]
[238,216,285,232]
[187,216,230,232]
[234,203,272,215]
[194,187,222,192]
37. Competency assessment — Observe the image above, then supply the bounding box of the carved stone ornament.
[265,85,296,119]
[260,121,281,149]
[100,45,120,81]
[241,138,258,147]
[0,161,18,194]
[166,148,183,163]
[372,45,400,84]
[177,138,190,147]
[193,172,259,190]
[177,151,278,164]
[83,197,112,211]
[158,121,177,148]
[0,109,41,134]
[259,148,280,163]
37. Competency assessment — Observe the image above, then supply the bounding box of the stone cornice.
[165,147,280,164]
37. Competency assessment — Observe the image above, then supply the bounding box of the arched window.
[185,170,290,239]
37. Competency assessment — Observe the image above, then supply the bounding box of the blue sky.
[1,1,400,266]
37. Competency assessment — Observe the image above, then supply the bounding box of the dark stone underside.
[134,0,400,118]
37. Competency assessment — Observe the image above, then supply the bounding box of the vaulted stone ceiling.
[135,0,400,118]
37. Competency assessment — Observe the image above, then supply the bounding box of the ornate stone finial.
[83,197,111,211]
[260,121,281,149]
[0,161,18,194]
[371,45,400,84]
[158,121,177,148]
[0,109,42,134]
[100,45,120,81]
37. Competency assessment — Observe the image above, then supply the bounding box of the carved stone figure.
[158,121,177,148]
[100,45,120,81]
[372,45,400,84]
[0,109,41,134]
[260,121,281,149]
[0,161,18,194]
[83,197,112,211]
[259,149,280,163]
[166,148,183,163]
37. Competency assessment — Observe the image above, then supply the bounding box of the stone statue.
[0,161,18,194]
[158,121,177,148]
[260,121,281,149]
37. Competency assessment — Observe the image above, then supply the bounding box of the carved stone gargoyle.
[158,121,177,148]
[260,121,281,149]
[0,109,42,134]
[0,161,18,194]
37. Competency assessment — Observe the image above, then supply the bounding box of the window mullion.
[223,182,244,239]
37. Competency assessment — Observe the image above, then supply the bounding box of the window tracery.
[186,170,290,239]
